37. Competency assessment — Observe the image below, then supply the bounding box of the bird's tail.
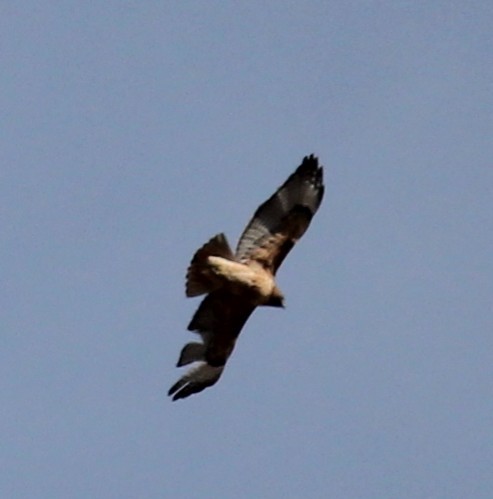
[185,233,235,297]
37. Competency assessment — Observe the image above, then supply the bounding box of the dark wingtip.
[298,154,323,179]
[167,380,182,397]
[168,384,190,401]
[296,154,324,206]
[302,153,319,165]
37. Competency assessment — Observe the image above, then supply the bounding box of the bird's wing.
[168,290,256,401]
[235,155,324,274]
[167,362,224,402]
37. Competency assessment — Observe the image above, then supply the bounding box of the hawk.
[168,154,325,400]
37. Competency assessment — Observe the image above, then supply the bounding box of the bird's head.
[266,286,285,308]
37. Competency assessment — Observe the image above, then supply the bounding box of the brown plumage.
[168,154,325,400]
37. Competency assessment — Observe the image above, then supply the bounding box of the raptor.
[168,155,325,400]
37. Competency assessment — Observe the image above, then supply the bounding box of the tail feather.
[185,233,234,297]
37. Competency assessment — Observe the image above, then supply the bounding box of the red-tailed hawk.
[168,154,324,400]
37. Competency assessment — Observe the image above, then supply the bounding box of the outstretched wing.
[235,154,324,274]
[168,290,255,401]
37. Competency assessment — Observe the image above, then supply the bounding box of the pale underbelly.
[206,256,274,298]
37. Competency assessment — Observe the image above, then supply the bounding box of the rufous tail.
[185,233,234,297]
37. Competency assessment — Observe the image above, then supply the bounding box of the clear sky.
[2,2,492,498]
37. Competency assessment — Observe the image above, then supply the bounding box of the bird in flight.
[168,154,325,400]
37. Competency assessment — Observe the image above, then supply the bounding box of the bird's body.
[168,154,325,400]
[205,256,277,303]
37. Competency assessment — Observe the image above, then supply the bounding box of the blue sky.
[2,2,492,498]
